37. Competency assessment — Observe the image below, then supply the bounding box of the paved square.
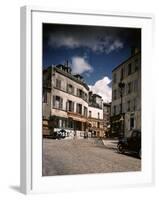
[42,138,141,176]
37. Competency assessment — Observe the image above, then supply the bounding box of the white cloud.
[49,35,80,49]
[48,31,123,54]
[106,40,123,54]
[71,56,93,74]
[89,77,112,103]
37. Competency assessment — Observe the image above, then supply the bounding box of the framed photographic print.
[20,6,154,194]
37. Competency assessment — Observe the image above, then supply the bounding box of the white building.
[87,93,104,137]
[111,49,141,137]
[43,64,89,138]
[103,102,111,137]
[43,64,105,138]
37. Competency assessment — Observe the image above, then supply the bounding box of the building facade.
[103,102,111,137]
[111,49,141,137]
[87,93,104,138]
[43,64,105,138]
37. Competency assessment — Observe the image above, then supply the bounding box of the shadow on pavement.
[115,151,141,159]
[9,185,21,193]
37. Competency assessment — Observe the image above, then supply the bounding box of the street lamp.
[118,82,125,137]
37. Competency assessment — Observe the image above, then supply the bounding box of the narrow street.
[42,138,141,176]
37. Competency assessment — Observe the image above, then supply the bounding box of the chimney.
[131,47,139,56]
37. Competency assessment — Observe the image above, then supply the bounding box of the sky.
[43,24,141,102]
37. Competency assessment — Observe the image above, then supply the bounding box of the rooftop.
[112,51,141,72]
[53,64,89,90]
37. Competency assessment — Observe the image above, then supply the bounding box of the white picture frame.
[20,6,154,194]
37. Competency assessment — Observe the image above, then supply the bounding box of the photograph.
[42,23,141,176]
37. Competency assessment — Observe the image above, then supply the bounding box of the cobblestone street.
[42,138,141,176]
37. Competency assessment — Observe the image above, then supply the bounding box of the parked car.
[117,129,141,158]
[49,129,66,139]
[58,129,67,139]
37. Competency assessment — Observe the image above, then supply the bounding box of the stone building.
[43,64,105,138]
[103,102,111,137]
[42,67,52,135]
[111,49,141,137]
[87,92,104,138]
[43,64,89,138]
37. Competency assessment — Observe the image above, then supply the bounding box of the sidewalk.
[102,139,118,150]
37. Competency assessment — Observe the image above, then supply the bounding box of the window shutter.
[60,98,63,109]
[72,102,74,112]
[53,96,55,108]
[76,104,78,113]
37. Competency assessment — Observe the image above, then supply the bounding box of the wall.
[52,72,88,115]
[112,53,141,115]
[0,0,159,200]
[88,105,104,137]
[88,106,103,119]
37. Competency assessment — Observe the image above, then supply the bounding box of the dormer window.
[55,79,61,89]
[67,84,74,94]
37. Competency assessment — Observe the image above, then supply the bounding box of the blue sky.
[43,24,141,102]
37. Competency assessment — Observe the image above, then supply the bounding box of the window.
[113,106,116,115]
[134,80,138,92]
[83,92,88,101]
[67,100,74,112]
[113,89,117,100]
[120,68,124,80]
[127,82,132,94]
[77,90,87,101]
[130,117,135,130]
[68,118,74,129]
[80,90,83,98]
[62,119,66,128]
[59,119,62,128]
[128,63,132,75]
[113,73,117,83]
[127,101,130,112]
[43,91,47,103]
[98,112,100,119]
[67,84,74,94]
[55,79,61,89]
[89,111,92,118]
[77,88,79,96]
[76,103,82,115]
[84,106,87,117]
[54,118,67,129]
[77,89,83,98]
[97,122,100,128]
[76,121,82,131]
[53,96,63,109]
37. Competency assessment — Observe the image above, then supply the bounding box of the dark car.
[117,129,141,158]
[49,129,66,139]
[58,129,67,139]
